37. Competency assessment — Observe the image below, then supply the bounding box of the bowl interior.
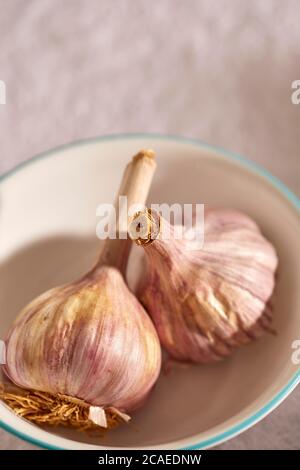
[0,136,299,449]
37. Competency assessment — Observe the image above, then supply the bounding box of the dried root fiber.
[0,383,122,434]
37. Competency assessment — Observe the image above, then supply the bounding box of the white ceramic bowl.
[0,134,299,450]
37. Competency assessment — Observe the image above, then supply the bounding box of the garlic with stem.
[130,208,278,363]
[1,151,161,429]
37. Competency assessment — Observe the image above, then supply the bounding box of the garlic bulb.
[131,208,278,363]
[2,151,161,428]
[4,266,160,412]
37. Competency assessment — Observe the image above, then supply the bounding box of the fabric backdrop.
[0,0,299,450]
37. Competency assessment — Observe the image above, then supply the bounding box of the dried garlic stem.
[97,150,156,275]
[128,208,161,246]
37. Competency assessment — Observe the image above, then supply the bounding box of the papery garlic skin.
[135,209,278,363]
[4,267,161,412]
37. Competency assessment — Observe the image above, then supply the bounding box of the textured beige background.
[0,0,299,450]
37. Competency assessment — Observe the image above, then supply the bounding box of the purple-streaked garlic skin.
[137,209,278,363]
[4,266,161,412]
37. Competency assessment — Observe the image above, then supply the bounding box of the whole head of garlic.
[1,150,161,429]
[131,208,278,363]
[4,265,161,413]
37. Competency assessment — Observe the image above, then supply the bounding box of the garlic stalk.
[1,151,161,429]
[130,208,278,363]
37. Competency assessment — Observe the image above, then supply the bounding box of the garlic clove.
[131,208,278,363]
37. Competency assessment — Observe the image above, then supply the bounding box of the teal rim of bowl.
[0,132,299,450]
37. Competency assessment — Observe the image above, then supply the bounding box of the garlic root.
[0,383,123,432]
